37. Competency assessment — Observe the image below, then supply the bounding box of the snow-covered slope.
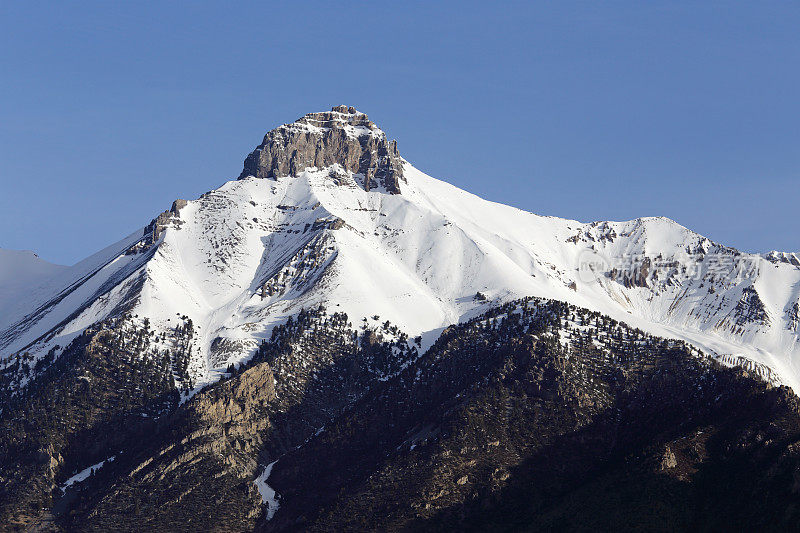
[2,107,799,392]
[0,230,152,355]
[0,249,65,287]
[0,249,67,327]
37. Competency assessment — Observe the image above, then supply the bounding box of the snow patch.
[255,460,280,520]
[60,455,116,491]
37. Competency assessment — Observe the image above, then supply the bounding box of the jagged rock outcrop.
[126,199,187,255]
[660,446,678,470]
[257,233,336,300]
[170,199,187,214]
[732,286,771,329]
[239,106,405,193]
[764,251,800,267]
[789,302,800,331]
[609,256,652,288]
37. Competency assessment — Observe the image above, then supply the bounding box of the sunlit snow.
[2,162,799,392]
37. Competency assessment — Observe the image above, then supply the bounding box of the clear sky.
[1,2,798,265]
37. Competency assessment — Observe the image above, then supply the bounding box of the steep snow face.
[153,164,800,389]
[2,138,799,393]
[398,168,800,388]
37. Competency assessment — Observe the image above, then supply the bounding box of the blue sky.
[1,2,798,265]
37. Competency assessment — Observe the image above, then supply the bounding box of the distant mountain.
[0,249,66,331]
[2,107,799,531]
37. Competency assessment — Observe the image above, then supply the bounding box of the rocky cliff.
[239,105,405,193]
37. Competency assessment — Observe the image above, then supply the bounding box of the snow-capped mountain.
[2,105,799,391]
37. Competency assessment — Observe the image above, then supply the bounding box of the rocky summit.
[239,105,405,193]
[1,107,800,531]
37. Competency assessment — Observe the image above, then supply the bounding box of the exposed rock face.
[609,256,652,288]
[660,446,678,470]
[126,199,187,254]
[81,361,277,532]
[789,302,800,331]
[170,199,187,214]
[764,251,800,267]
[257,233,336,300]
[239,106,405,194]
[732,286,771,329]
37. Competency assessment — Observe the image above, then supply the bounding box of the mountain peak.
[239,106,405,193]
[301,104,367,123]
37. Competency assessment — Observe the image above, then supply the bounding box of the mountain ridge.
[1,106,799,394]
